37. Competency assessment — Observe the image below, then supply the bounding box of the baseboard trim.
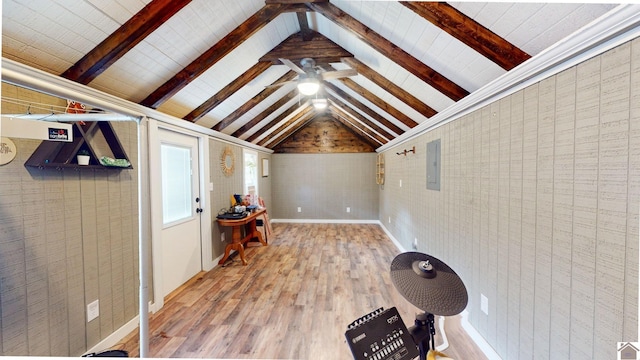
[377,222,408,253]
[213,252,225,265]
[271,218,379,224]
[459,311,502,360]
[86,315,140,355]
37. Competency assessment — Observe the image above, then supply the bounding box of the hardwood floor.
[118,223,487,359]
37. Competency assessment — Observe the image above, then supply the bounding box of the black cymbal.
[390,252,468,316]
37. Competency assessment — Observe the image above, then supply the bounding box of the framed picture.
[261,158,269,177]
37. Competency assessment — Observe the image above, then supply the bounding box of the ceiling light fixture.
[297,73,320,96]
[312,98,328,110]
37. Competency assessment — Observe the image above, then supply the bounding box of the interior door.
[159,129,202,298]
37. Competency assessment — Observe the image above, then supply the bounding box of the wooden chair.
[257,197,272,240]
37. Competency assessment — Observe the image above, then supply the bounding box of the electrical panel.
[427,139,440,191]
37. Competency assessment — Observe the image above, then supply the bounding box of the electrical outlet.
[221,232,225,242]
[87,299,99,322]
[481,294,488,315]
[346,207,350,213]
[297,207,302,213]
[399,179,402,187]
[388,216,391,224]
[412,238,418,250]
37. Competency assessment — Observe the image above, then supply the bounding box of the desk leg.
[247,219,267,246]
[218,226,248,266]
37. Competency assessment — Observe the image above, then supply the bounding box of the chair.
[256,197,272,242]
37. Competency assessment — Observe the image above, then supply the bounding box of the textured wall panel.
[379,39,639,360]
[0,85,139,356]
[271,153,378,220]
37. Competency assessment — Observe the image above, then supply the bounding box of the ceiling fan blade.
[265,80,297,89]
[320,68,358,80]
[279,58,305,74]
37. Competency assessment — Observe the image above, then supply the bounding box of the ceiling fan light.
[312,98,328,110]
[298,76,320,95]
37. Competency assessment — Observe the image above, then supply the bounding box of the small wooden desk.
[217,208,267,266]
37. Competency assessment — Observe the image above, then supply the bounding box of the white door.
[159,129,202,297]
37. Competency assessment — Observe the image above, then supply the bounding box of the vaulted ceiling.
[2,0,617,152]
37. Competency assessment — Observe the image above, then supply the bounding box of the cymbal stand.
[408,312,435,360]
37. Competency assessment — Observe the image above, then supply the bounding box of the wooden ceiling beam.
[184,61,271,123]
[257,105,315,147]
[336,77,416,130]
[306,2,469,101]
[262,110,323,150]
[342,57,437,118]
[296,11,314,41]
[319,64,418,130]
[280,4,311,13]
[140,3,288,108]
[266,0,327,3]
[400,2,530,70]
[61,0,192,84]
[324,83,395,140]
[327,98,387,145]
[260,31,353,66]
[213,70,298,132]
[231,89,299,137]
[245,98,308,143]
[329,105,384,147]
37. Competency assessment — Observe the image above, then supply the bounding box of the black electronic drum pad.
[390,252,468,316]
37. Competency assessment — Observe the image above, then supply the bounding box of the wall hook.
[396,146,415,156]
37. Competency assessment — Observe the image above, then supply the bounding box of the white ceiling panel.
[248,100,310,145]
[90,1,296,106]
[87,0,149,24]
[2,0,123,73]
[1,0,622,149]
[205,66,291,123]
[331,1,506,96]
[189,68,298,131]
[326,80,406,136]
[315,16,454,116]
[226,86,300,137]
[450,2,617,55]
[155,14,299,120]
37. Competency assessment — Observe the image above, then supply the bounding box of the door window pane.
[243,149,258,197]
[161,143,192,225]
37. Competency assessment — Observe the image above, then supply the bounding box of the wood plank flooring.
[118,223,487,359]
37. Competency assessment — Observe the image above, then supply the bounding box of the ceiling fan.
[270,57,357,96]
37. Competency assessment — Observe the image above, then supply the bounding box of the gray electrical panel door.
[427,139,440,190]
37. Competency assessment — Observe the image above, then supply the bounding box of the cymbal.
[390,252,468,316]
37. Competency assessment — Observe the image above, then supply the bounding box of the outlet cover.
[399,179,402,187]
[297,207,301,212]
[221,232,225,242]
[346,207,350,213]
[87,299,99,322]
[481,294,488,315]
[412,238,418,250]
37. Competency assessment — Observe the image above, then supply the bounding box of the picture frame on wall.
[261,158,269,177]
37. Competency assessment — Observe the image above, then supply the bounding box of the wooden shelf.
[24,122,132,170]
[376,153,384,185]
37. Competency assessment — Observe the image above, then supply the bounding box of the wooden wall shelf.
[24,122,132,170]
[376,153,385,185]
